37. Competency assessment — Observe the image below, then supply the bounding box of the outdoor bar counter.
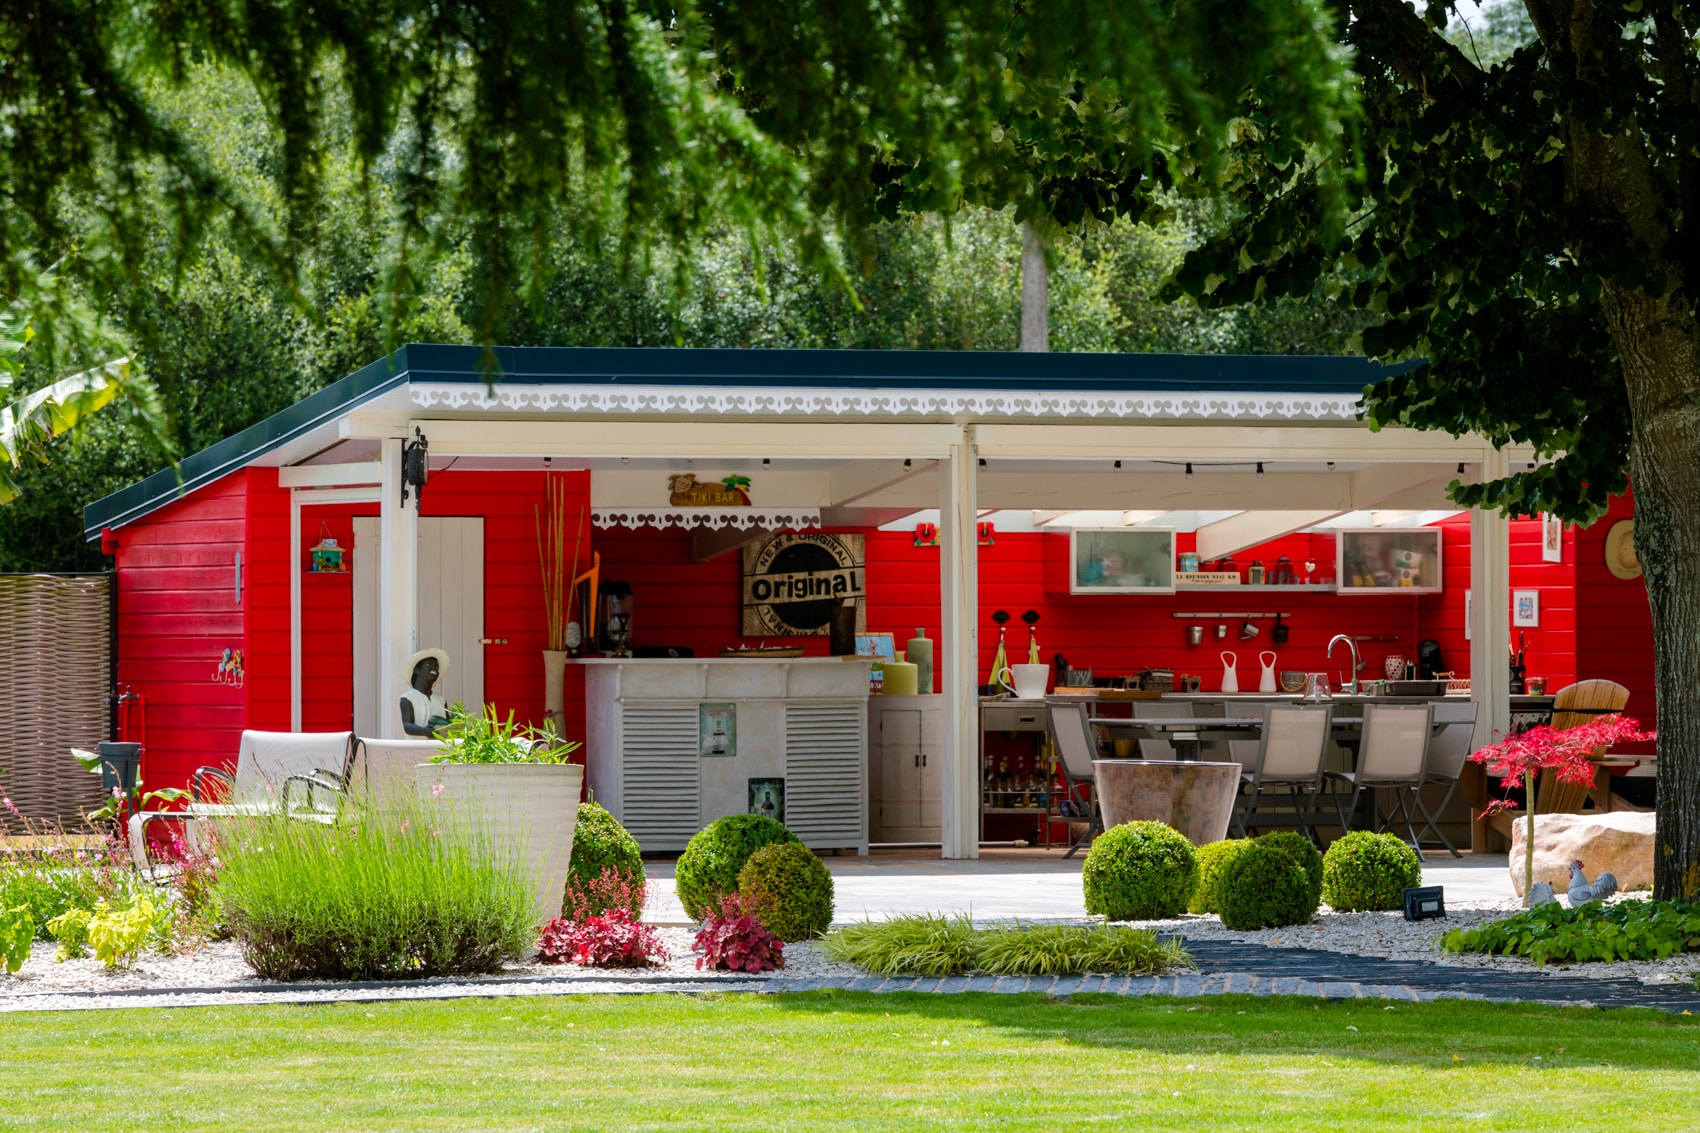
[582,657,873,854]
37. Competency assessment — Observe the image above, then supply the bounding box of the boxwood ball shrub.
[1216,842,1318,930]
[1322,831,1422,912]
[1255,831,1325,910]
[738,842,835,941]
[1187,839,1250,915]
[674,815,800,921]
[564,801,644,918]
[1081,821,1198,921]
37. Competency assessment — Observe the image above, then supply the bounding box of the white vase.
[542,650,569,732]
[417,762,584,924]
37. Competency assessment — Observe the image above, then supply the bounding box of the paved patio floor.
[642,847,1519,925]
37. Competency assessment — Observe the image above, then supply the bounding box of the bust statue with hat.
[400,647,452,737]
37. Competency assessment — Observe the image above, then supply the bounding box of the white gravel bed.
[1123,896,1700,988]
[0,928,861,1004]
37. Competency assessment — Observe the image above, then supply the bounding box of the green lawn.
[4,992,1697,1131]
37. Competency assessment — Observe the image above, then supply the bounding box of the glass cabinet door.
[1336,528,1444,593]
[1069,528,1176,594]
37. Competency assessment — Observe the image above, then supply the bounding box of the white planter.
[417,762,584,924]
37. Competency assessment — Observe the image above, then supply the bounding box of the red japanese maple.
[1470,713,1654,905]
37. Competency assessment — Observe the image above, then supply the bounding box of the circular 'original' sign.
[742,533,865,636]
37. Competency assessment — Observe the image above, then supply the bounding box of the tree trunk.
[1603,283,1700,900]
[1019,222,1048,352]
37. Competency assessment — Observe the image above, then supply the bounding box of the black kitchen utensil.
[1272,613,1290,644]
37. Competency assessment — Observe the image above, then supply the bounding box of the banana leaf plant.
[70,748,188,829]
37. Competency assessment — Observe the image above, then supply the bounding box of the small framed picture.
[700,703,736,758]
[854,632,896,661]
[748,778,784,824]
[1542,513,1563,563]
[1514,589,1540,627]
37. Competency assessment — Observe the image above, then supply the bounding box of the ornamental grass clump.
[972,922,1192,977]
[818,914,978,977]
[213,794,535,981]
[1321,831,1421,912]
[1081,821,1198,921]
[675,814,799,921]
[737,842,834,941]
[1216,843,1318,931]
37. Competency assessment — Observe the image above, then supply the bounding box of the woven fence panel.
[0,574,110,831]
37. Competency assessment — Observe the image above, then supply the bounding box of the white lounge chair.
[350,737,443,805]
[127,730,360,872]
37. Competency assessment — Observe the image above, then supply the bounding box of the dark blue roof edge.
[82,348,413,539]
[85,345,1416,539]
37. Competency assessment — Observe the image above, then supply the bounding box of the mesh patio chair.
[1131,700,1190,759]
[127,731,360,872]
[1326,703,1432,856]
[350,737,444,806]
[1046,700,1105,859]
[1413,700,1478,858]
[1234,703,1332,841]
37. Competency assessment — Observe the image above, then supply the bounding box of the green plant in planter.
[430,702,583,764]
[1254,831,1325,910]
[565,802,645,918]
[675,815,799,921]
[1081,821,1198,921]
[1187,840,1251,915]
[45,907,92,960]
[1322,831,1421,912]
[738,842,834,941]
[1217,842,1318,930]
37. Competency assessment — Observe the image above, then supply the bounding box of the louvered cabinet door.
[618,704,700,850]
[784,702,867,851]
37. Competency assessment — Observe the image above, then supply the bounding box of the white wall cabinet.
[1337,528,1444,594]
[1069,528,1176,593]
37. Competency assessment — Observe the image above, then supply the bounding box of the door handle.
[479,637,508,645]
[914,754,920,768]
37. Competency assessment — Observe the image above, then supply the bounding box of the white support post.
[939,425,980,859]
[289,491,302,732]
[378,437,419,739]
[1470,448,1512,748]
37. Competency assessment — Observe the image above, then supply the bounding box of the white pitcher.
[1259,650,1278,693]
[1220,651,1239,693]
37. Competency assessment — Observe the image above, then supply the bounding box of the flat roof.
[84,344,1412,538]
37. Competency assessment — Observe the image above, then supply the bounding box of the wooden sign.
[668,474,751,506]
[742,532,865,636]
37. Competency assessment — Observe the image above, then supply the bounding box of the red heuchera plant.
[1470,714,1654,906]
[693,895,784,973]
[562,866,646,923]
[537,908,669,968]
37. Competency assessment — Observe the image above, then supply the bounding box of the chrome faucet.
[1326,634,1361,695]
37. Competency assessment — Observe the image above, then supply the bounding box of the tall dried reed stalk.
[534,475,585,652]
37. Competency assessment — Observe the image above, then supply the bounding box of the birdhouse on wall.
[308,526,348,573]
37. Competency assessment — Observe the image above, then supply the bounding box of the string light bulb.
[1256,462,1264,479]
[1114,460,1122,470]
[1185,462,1194,479]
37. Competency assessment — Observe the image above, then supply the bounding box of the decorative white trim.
[409,383,1359,422]
[592,507,822,531]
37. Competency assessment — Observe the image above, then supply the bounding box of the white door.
[353,517,485,737]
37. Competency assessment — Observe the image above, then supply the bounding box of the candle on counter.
[882,651,920,696]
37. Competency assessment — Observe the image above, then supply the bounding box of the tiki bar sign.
[742,532,866,636]
[668,474,752,506]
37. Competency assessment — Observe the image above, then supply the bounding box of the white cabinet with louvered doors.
[868,696,944,844]
[582,658,871,854]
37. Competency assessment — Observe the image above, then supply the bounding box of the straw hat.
[405,647,451,687]
[1604,519,1641,580]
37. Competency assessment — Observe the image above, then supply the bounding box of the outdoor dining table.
[1088,716,1263,762]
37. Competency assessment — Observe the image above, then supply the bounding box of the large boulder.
[1508,812,1654,896]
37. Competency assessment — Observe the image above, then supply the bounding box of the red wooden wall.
[113,463,1653,793]
[112,473,252,789]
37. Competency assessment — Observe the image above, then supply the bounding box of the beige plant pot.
[542,650,569,732]
[417,761,584,924]
[1091,759,1241,846]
